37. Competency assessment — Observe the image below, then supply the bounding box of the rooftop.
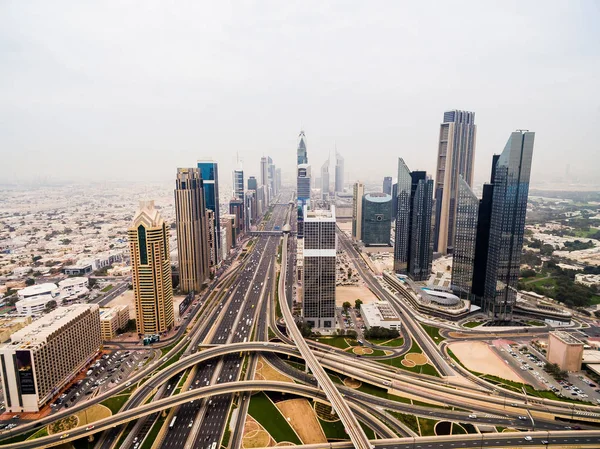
[18,283,58,297]
[550,331,584,346]
[364,193,392,203]
[304,206,336,221]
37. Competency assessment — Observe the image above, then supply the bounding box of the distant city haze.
[1,1,599,187]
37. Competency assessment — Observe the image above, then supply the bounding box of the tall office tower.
[391,182,398,220]
[233,168,244,201]
[302,206,336,329]
[393,159,434,281]
[0,304,101,412]
[245,190,256,228]
[297,164,311,238]
[297,130,308,165]
[129,201,174,335]
[433,110,477,255]
[335,151,344,193]
[229,198,245,234]
[275,168,282,192]
[383,176,393,195]
[206,209,216,271]
[174,168,211,293]
[361,193,392,246]
[351,181,365,241]
[248,176,258,191]
[450,176,479,299]
[197,159,221,267]
[268,157,276,197]
[320,159,330,199]
[260,156,269,204]
[482,131,535,320]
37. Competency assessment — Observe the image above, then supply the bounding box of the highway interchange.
[2,191,600,449]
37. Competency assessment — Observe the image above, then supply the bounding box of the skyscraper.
[268,156,276,198]
[450,176,479,299]
[383,176,392,195]
[197,159,221,267]
[248,176,258,191]
[433,110,477,255]
[297,164,311,238]
[297,130,308,165]
[174,168,210,293]
[128,201,174,335]
[483,131,535,320]
[393,159,434,281]
[352,181,364,241]
[233,168,244,201]
[361,193,392,246]
[335,151,344,193]
[275,168,282,192]
[260,156,270,204]
[321,159,330,199]
[302,206,336,329]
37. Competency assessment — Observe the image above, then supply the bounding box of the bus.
[169,416,177,430]
[210,442,217,449]
[357,339,364,346]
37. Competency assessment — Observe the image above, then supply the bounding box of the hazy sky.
[1,1,599,189]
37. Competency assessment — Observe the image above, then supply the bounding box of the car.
[524,436,532,441]
[468,414,477,419]
[541,441,548,445]
[86,425,95,431]
[60,433,70,439]
[125,381,132,387]
[12,415,20,420]
[518,416,528,420]
[510,403,518,407]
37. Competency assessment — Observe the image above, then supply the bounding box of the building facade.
[297,163,311,238]
[174,168,211,293]
[547,331,583,372]
[232,168,244,201]
[128,201,174,335]
[361,193,392,246]
[99,305,130,341]
[483,131,535,320]
[0,304,101,412]
[321,159,330,199]
[351,182,364,241]
[297,130,308,165]
[302,207,336,329]
[433,110,477,255]
[383,176,392,195]
[335,151,344,193]
[197,159,221,267]
[450,176,479,299]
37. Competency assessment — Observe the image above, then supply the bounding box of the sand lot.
[276,399,327,444]
[255,357,294,383]
[449,341,524,383]
[336,285,378,306]
[243,416,273,448]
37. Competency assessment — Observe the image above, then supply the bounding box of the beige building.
[352,181,364,241]
[0,316,32,343]
[547,331,584,372]
[174,168,211,293]
[0,304,101,412]
[128,200,174,336]
[99,305,130,340]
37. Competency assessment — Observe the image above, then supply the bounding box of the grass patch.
[26,426,49,440]
[101,394,130,414]
[0,428,39,444]
[356,382,411,403]
[463,321,484,328]
[460,423,478,434]
[160,343,176,357]
[591,295,600,305]
[418,417,438,436]
[381,337,405,347]
[274,272,282,318]
[525,320,545,326]
[248,392,301,444]
[314,336,353,350]
[376,341,441,377]
[319,418,348,440]
[140,415,166,449]
[452,423,467,435]
[388,410,418,434]
[420,323,445,343]
[360,421,376,439]
[101,284,113,292]
[412,399,448,410]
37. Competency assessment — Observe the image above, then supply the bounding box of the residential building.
[360,301,402,331]
[0,304,101,412]
[352,182,365,241]
[335,151,344,193]
[450,176,479,299]
[174,168,210,293]
[297,164,311,238]
[547,331,583,372]
[393,159,434,281]
[321,159,330,199]
[232,168,244,201]
[229,198,245,235]
[128,200,174,335]
[206,209,216,271]
[197,159,221,267]
[433,110,477,255]
[383,176,392,195]
[220,215,235,249]
[482,131,535,320]
[245,190,256,228]
[302,206,336,329]
[99,305,130,341]
[361,193,392,246]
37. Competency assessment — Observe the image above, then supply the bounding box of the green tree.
[25,278,35,286]
[342,301,351,311]
[355,299,363,310]
[44,300,57,312]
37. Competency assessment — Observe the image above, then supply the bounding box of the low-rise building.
[0,316,32,343]
[15,283,60,315]
[547,331,584,372]
[360,301,402,330]
[58,277,89,302]
[99,305,130,340]
[575,273,600,287]
[0,304,101,412]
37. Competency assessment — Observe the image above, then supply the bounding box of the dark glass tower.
[197,160,221,267]
[483,131,535,320]
[383,176,392,195]
[297,131,308,165]
[361,193,392,246]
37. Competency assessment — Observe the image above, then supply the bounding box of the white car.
[524,436,532,441]
[468,414,477,419]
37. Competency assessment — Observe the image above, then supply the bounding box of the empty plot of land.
[276,399,327,444]
[255,357,294,383]
[449,341,524,383]
[336,285,378,306]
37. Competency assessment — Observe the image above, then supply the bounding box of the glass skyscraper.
[361,193,392,246]
[383,176,392,195]
[197,160,221,266]
[483,131,535,320]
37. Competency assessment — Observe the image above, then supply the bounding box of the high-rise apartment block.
[128,201,174,335]
[383,176,392,195]
[0,304,101,412]
[233,168,244,201]
[297,164,311,238]
[302,206,336,329]
[335,151,344,193]
[361,193,392,246]
[321,159,330,199]
[175,168,211,293]
[197,159,221,267]
[433,110,477,255]
[351,182,364,241]
[394,159,434,281]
